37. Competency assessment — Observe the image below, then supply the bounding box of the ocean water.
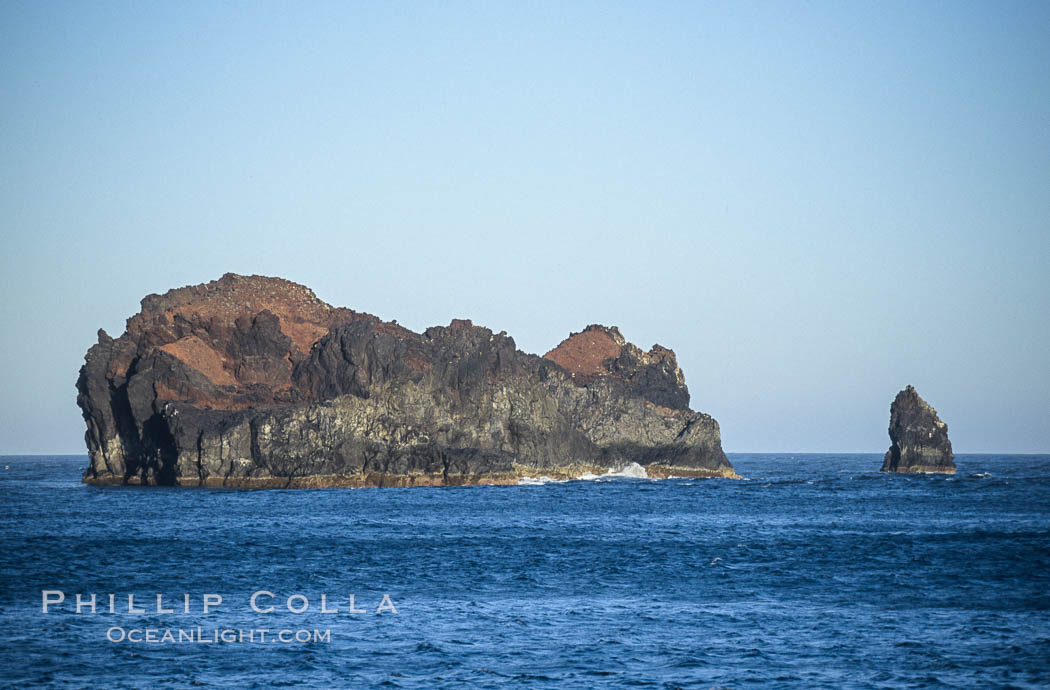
[1,454,1048,688]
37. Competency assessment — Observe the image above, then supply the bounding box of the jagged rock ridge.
[77,274,737,487]
[881,385,956,474]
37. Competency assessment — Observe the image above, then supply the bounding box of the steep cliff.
[77,274,736,487]
[881,385,956,474]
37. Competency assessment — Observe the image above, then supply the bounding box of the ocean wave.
[599,462,649,479]
[516,476,568,486]
[517,462,650,485]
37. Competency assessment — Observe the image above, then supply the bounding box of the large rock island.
[77,274,737,487]
[881,385,956,474]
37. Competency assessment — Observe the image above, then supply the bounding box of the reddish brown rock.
[544,325,628,382]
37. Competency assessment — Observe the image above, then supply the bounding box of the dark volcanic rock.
[881,385,956,474]
[77,274,737,487]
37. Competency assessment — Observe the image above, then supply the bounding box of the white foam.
[517,476,566,486]
[600,462,649,479]
[519,462,650,485]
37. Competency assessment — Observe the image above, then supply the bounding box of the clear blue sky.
[1,1,1047,454]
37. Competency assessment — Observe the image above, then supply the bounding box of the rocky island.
[881,385,956,474]
[77,274,737,487]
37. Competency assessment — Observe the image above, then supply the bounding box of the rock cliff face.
[881,385,956,474]
[77,274,736,487]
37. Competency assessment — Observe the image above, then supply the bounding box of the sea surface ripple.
[0,454,1048,688]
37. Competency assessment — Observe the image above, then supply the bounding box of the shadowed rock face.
[77,274,736,488]
[881,385,956,474]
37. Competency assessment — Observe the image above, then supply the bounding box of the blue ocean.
[1,454,1048,688]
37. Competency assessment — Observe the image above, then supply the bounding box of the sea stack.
[881,385,956,474]
[76,273,737,488]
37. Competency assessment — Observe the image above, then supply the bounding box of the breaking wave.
[518,462,649,485]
